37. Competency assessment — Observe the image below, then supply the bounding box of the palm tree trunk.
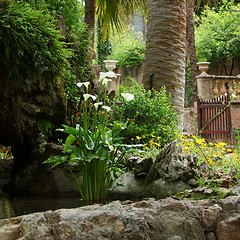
[143,0,187,130]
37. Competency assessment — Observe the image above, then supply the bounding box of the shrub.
[195,4,240,64]
[0,0,71,81]
[116,45,145,68]
[110,82,179,147]
[109,31,145,68]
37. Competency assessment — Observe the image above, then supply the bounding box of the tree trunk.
[85,0,96,32]
[143,0,187,130]
[186,0,198,106]
[85,0,96,57]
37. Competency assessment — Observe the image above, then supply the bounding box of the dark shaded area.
[0,73,66,195]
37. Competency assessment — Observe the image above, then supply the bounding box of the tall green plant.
[44,73,136,202]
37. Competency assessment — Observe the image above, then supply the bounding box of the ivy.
[0,0,71,82]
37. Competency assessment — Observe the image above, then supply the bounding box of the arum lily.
[101,78,112,86]
[102,106,111,112]
[99,71,117,81]
[77,82,90,91]
[121,93,134,101]
[83,94,96,101]
[94,102,103,110]
[44,65,140,203]
[99,72,110,80]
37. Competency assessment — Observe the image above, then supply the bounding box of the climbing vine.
[0,0,71,83]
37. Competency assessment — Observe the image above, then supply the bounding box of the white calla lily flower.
[94,102,103,110]
[99,72,109,80]
[102,105,111,112]
[106,71,117,78]
[83,94,96,101]
[99,71,117,81]
[102,78,112,86]
[77,81,90,91]
[121,93,134,101]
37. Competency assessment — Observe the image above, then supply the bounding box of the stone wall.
[0,196,239,240]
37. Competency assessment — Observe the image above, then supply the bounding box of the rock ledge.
[0,196,240,240]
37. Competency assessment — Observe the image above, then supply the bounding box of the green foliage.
[18,0,85,32]
[0,0,71,82]
[195,3,240,64]
[37,119,54,136]
[2,0,91,121]
[109,31,145,68]
[96,0,147,39]
[44,74,138,202]
[180,135,240,184]
[110,82,179,147]
[117,45,145,68]
[64,31,91,107]
[184,60,196,107]
[97,24,112,67]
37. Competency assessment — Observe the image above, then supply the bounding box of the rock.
[205,231,216,240]
[238,195,240,212]
[112,172,190,199]
[167,236,182,240]
[221,196,239,212]
[153,141,198,182]
[195,186,214,195]
[0,159,14,171]
[133,157,153,179]
[201,204,222,231]
[232,184,240,196]
[111,172,145,199]
[215,213,240,240]
[145,179,190,198]
[1,197,239,240]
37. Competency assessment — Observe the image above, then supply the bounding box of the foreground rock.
[0,196,239,240]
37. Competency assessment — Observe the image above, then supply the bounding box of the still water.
[0,194,85,220]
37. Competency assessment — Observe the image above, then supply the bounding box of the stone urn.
[197,62,210,76]
[103,60,118,71]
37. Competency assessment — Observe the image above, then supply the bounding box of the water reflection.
[0,195,84,220]
[0,197,15,219]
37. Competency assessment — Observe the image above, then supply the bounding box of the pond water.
[0,194,86,220]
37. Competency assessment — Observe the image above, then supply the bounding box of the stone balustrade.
[196,62,240,100]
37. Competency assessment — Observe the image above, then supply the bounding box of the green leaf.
[83,132,95,150]
[64,145,82,156]
[43,155,67,168]
[95,146,109,160]
[63,134,77,153]
[57,125,78,136]
[101,130,113,147]
[65,134,77,145]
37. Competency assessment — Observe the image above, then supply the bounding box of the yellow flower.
[136,136,141,140]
